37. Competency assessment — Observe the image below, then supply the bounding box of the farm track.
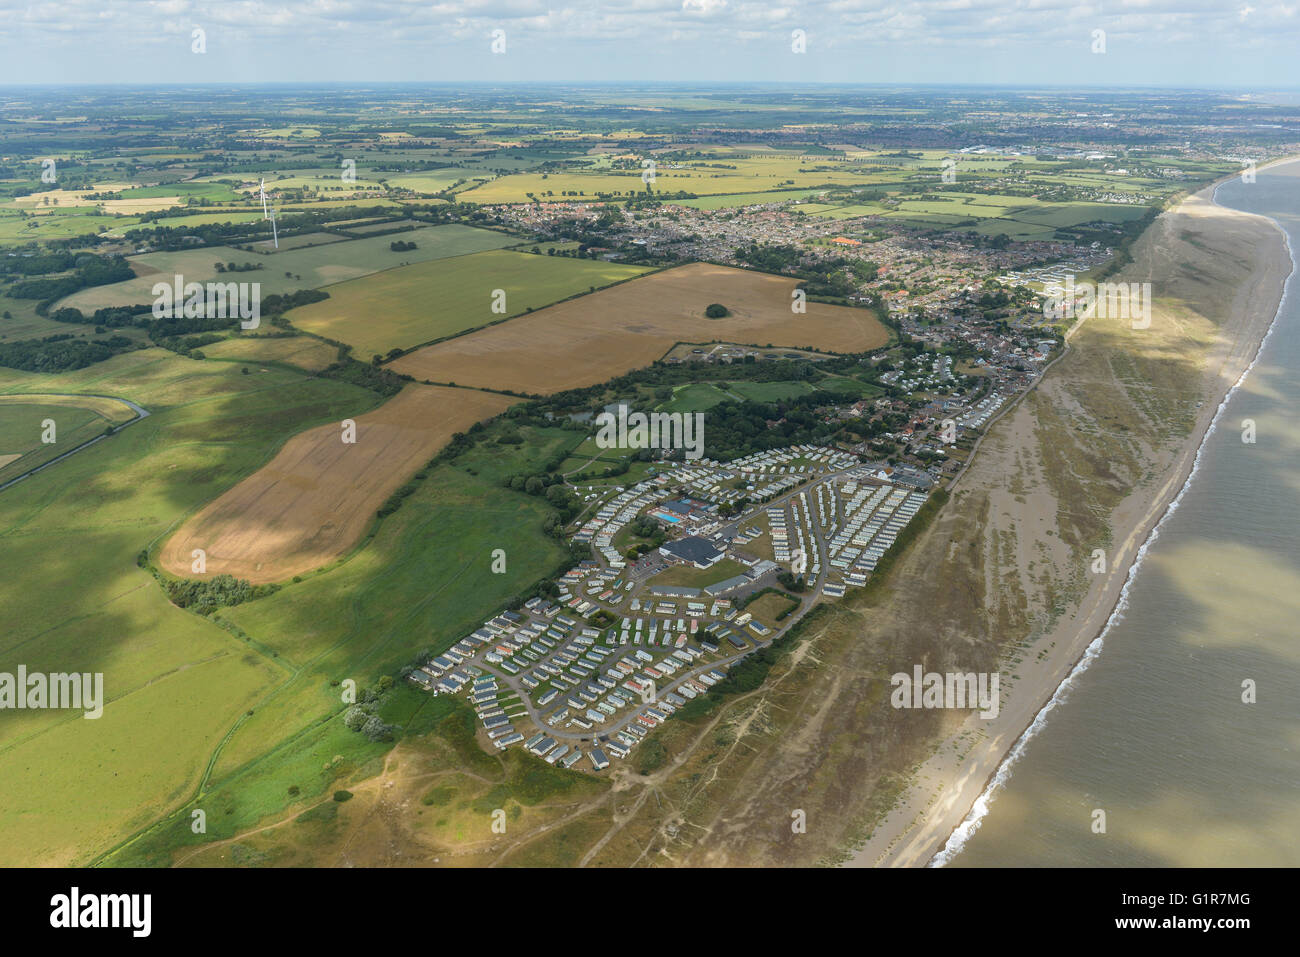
[0,392,150,493]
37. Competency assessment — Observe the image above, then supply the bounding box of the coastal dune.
[846,178,1294,867]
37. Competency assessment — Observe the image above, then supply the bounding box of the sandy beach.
[846,168,1298,868]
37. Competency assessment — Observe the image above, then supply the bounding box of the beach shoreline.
[845,162,1299,869]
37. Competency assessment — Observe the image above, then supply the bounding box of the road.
[0,393,151,494]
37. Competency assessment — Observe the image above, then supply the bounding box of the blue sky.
[1,0,1297,87]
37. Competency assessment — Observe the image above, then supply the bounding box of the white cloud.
[0,0,1296,82]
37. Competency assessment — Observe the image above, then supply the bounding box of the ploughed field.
[390,262,889,394]
[159,384,514,583]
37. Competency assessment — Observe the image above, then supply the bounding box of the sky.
[1,0,1298,87]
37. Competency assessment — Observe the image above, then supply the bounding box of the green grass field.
[57,223,521,313]
[286,249,651,358]
[724,380,817,403]
[0,293,104,341]
[649,557,749,590]
[814,375,885,399]
[126,210,264,230]
[0,208,139,244]
[656,379,817,413]
[657,382,733,413]
[0,348,384,865]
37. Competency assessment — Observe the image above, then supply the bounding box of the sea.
[940,160,1300,867]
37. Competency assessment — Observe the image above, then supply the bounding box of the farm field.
[241,174,384,192]
[795,201,891,219]
[0,392,140,482]
[454,150,913,204]
[203,430,579,778]
[790,183,1157,237]
[0,348,380,866]
[0,208,139,242]
[390,262,890,394]
[57,223,521,313]
[158,383,516,583]
[0,293,105,340]
[669,188,831,210]
[245,230,344,251]
[287,249,652,358]
[384,170,476,193]
[125,211,264,230]
[200,334,339,372]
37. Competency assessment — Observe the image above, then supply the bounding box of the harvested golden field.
[390,262,889,394]
[159,384,515,583]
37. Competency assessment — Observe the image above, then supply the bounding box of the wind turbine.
[268,206,279,249]
[258,178,269,219]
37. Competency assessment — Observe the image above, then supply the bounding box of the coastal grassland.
[160,696,612,868]
[286,249,651,358]
[390,262,889,394]
[56,223,520,313]
[0,348,379,865]
[0,392,139,481]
